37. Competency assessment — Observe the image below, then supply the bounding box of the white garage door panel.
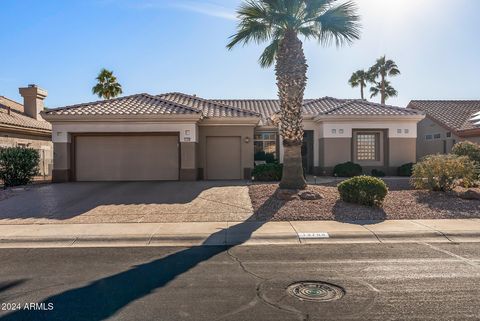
[75,135,179,181]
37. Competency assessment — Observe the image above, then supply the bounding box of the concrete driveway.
[0,181,254,224]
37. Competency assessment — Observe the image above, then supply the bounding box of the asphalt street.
[0,243,479,321]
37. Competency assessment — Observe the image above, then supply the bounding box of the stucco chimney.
[19,84,48,120]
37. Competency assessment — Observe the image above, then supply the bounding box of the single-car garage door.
[206,136,241,180]
[75,135,179,181]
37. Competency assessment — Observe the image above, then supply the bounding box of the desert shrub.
[333,162,363,177]
[411,154,477,191]
[0,147,40,187]
[452,141,480,164]
[371,169,386,177]
[397,162,415,177]
[252,163,283,181]
[338,176,388,207]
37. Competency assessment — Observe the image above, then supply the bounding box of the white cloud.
[131,0,237,21]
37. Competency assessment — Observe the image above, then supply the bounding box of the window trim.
[352,130,384,166]
[254,131,278,160]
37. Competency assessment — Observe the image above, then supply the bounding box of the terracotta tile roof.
[407,100,480,132]
[159,93,260,118]
[324,100,422,116]
[0,96,24,113]
[44,94,202,116]
[213,97,419,120]
[0,97,51,132]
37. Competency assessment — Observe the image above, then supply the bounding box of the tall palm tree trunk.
[275,30,307,190]
[360,84,364,100]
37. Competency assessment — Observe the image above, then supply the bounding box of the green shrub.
[371,169,386,177]
[338,176,388,207]
[452,141,480,164]
[411,154,478,191]
[397,162,415,177]
[255,151,276,164]
[333,162,363,177]
[0,147,40,187]
[252,163,283,181]
[265,153,276,164]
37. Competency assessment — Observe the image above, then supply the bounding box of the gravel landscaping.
[249,180,480,221]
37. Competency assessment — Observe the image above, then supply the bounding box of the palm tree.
[227,0,361,189]
[348,69,370,100]
[370,80,397,101]
[92,68,123,100]
[368,56,400,104]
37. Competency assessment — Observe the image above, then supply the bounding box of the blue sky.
[0,0,479,108]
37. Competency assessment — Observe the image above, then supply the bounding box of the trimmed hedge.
[333,162,363,177]
[338,176,388,207]
[252,163,283,181]
[411,154,477,191]
[397,162,414,177]
[371,169,386,177]
[0,147,40,187]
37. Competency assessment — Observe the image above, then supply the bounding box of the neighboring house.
[0,85,52,176]
[407,100,480,160]
[42,93,424,182]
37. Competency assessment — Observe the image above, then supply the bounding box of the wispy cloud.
[131,0,237,21]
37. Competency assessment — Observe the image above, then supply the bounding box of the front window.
[254,132,277,161]
[356,133,379,161]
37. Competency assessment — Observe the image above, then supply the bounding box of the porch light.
[244,137,250,143]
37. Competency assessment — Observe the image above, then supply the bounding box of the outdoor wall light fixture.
[244,137,250,143]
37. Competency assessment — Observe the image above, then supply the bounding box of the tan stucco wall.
[198,125,254,179]
[389,137,416,167]
[320,137,352,167]
[416,118,459,159]
[53,142,70,170]
[0,131,53,176]
[180,142,196,169]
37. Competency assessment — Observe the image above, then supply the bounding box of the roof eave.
[313,114,425,122]
[41,113,203,123]
[199,116,260,126]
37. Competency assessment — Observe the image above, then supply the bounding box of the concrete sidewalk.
[1,219,480,248]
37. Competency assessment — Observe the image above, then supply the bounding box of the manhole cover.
[287,281,345,302]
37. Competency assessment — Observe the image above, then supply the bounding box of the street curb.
[1,229,480,248]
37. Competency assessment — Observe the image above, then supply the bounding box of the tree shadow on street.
[0,193,283,321]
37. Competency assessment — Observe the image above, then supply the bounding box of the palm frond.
[315,1,361,46]
[259,38,281,68]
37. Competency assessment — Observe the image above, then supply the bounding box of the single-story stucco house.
[42,92,425,182]
[407,100,480,160]
[1,85,53,176]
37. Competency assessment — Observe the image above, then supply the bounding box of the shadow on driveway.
[0,191,283,321]
[0,181,252,222]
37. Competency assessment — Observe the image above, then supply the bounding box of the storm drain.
[287,281,345,302]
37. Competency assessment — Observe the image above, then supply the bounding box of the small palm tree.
[227,0,361,189]
[348,69,370,100]
[370,80,397,101]
[368,56,400,104]
[92,68,123,100]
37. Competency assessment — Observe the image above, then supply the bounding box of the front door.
[302,130,314,175]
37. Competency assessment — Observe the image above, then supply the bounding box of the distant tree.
[348,69,370,100]
[370,80,397,101]
[92,68,123,100]
[368,56,400,104]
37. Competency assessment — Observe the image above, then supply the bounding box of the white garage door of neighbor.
[206,136,242,180]
[75,135,179,181]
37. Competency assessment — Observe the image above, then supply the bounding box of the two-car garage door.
[74,135,179,181]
